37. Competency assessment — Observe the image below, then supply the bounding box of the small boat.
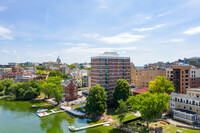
[32,105,37,108]
[36,109,48,113]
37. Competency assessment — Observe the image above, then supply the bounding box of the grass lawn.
[73,103,85,109]
[162,124,200,133]
[107,109,138,123]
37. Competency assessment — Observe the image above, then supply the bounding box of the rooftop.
[170,92,200,101]
[92,52,130,59]
[133,88,149,94]
[174,109,196,115]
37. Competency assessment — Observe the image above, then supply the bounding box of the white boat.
[36,109,48,113]
[37,112,49,117]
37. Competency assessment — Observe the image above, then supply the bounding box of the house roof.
[133,88,149,94]
[61,79,78,87]
[132,88,168,95]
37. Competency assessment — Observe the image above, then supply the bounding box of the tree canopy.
[62,74,69,79]
[35,66,46,70]
[84,67,91,71]
[113,79,132,107]
[4,81,40,100]
[68,65,76,69]
[85,85,107,117]
[39,76,63,104]
[36,70,48,75]
[149,76,175,95]
[115,99,129,124]
[128,92,170,128]
[1,78,14,94]
[80,66,85,69]
[49,70,63,77]
[0,80,4,92]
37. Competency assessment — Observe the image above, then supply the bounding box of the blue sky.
[0,0,200,65]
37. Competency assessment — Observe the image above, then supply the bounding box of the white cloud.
[133,24,166,32]
[161,38,185,43]
[13,50,17,54]
[169,38,185,42]
[158,12,171,17]
[145,16,152,20]
[1,50,9,53]
[27,45,32,47]
[61,46,137,55]
[100,5,107,8]
[82,34,99,38]
[184,26,200,35]
[0,7,7,12]
[58,42,73,45]
[0,26,13,40]
[76,43,93,47]
[100,33,145,44]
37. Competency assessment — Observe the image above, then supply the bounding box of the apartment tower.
[172,65,191,94]
[91,52,131,101]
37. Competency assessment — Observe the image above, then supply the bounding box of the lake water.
[0,99,124,133]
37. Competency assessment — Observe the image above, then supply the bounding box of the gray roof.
[61,79,78,87]
[170,92,200,101]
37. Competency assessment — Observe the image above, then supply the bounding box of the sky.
[0,0,200,66]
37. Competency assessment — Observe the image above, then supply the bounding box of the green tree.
[7,81,40,100]
[80,66,85,69]
[84,67,91,71]
[49,70,62,77]
[85,85,107,118]
[1,78,14,90]
[36,70,48,75]
[39,77,63,104]
[62,74,69,79]
[54,87,63,104]
[128,92,170,128]
[113,79,132,107]
[68,65,76,69]
[115,99,129,125]
[149,76,175,95]
[0,80,4,92]
[35,66,46,70]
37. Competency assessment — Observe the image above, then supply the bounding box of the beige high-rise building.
[131,66,166,89]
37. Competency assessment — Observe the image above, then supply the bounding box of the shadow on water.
[40,112,75,133]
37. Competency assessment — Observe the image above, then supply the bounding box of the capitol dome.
[57,56,61,64]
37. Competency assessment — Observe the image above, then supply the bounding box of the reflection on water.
[0,99,125,133]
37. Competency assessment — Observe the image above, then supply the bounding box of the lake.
[0,98,124,133]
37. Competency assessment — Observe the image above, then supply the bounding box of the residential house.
[61,80,78,101]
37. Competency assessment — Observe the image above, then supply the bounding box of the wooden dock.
[69,122,110,131]
[37,110,66,117]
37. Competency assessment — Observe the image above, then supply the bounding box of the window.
[196,108,199,112]
[190,107,192,110]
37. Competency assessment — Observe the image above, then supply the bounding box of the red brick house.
[61,80,78,101]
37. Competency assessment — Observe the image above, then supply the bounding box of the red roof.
[133,88,149,94]
[133,88,168,95]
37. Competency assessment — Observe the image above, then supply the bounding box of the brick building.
[91,52,131,101]
[166,65,200,94]
[61,80,78,101]
[131,65,166,89]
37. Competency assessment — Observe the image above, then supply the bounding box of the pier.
[69,122,110,131]
[37,110,66,117]
[37,106,86,118]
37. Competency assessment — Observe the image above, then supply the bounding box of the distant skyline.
[0,0,200,66]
